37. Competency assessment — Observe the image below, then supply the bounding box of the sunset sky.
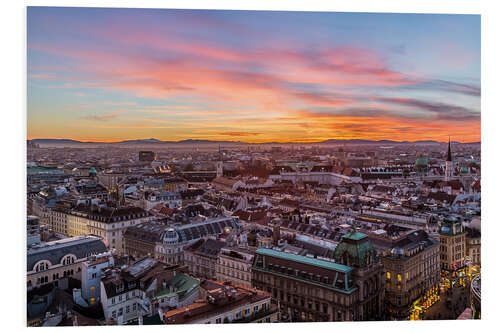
[27,7,481,143]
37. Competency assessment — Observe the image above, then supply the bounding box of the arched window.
[61,254,77,266]
[34,260,51,273]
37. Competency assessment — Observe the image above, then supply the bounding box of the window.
[216,318,222,324]
[397,274,402,282]
[90,286,95,293]
[90,297,95,305]
[386,272,391,280]
[126,305,130,313]
[112,311,116,318]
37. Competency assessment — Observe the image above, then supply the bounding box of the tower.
[216,145,223,178]
[445,137,453,181]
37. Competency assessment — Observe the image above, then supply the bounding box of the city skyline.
[28,7,480,143]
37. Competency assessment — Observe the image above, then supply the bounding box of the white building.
[100,258,181,325]
[80,252,115,306]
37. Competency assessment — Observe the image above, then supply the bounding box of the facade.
[439,216,466,286]
[252,230,384,322]
[48,207,69,235]
[372,230,440,320]
[67,211,90,237]
[69,206,151,254]
[161,280,278,324]
[465,227,481,267]
[332,231,385,321]
[80,253,115,306]
[216,247,254,288]
[184,238,226,279]
[27,216,41,247]
[123,223,163,259]
[27,235,107,291]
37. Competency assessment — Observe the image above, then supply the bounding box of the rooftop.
[255,248,351,273]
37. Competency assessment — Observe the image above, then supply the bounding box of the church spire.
[446,137,452,162]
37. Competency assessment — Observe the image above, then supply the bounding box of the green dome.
[415,156,428,166]
[89,167,97,176]
[460,166,469,174]
[333,231,377,268]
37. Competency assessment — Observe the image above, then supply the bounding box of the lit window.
[386,272,391,280]
[90,286,95,293]
[90,297,95,305]
[397,274,402,282]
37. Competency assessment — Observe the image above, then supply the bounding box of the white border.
[2,1,498,333]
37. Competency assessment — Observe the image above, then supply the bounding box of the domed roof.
[163,228,179,244]
[460,166,469,174]
[89,167,97,175]
[333,231,376,268]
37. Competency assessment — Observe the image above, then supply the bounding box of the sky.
[27,7,481,143]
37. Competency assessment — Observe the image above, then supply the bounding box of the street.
[423,285,471,320]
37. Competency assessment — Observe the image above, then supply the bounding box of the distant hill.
[30,138,480,146]
[31,139,92,144]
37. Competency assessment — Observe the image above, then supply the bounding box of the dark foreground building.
[251,229,384,322]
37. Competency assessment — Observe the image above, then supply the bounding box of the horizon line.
[26,137,481,144]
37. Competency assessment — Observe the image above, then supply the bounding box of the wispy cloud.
[80,111,123,122]
[218,131,263,137]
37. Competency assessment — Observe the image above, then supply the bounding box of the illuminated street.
[423,285,471,320]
